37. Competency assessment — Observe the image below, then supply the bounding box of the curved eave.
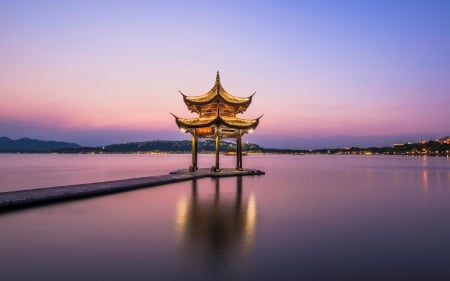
[219,86,254,105]
[182,86,254,107]
[172,115,217,129]
[172,114,261,131]
[220,116,260,130]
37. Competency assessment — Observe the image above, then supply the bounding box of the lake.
[1,154,450,280]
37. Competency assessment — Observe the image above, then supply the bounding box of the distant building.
[437,136,450,144]
[393,144,404,148]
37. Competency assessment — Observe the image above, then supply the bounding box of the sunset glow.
[1,1,449,148]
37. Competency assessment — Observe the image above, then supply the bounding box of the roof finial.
[215,71,220,85]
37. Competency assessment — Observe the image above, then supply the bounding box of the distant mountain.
[91,140,262,153]
[58,140,262,153]
[0,137,81,152]
[3,136,447,156]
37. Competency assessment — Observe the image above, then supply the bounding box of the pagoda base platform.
[0,168,265,211]
[169,167,265,177]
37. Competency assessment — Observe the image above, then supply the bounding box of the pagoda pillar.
[236,134,243,170]
[214,129,220,172]
[191,133,198,172]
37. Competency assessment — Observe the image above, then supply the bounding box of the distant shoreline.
[1,136,449,156]
[1,149,448,157]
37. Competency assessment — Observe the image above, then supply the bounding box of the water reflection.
[422,169,428,194]
[175,177,257,267]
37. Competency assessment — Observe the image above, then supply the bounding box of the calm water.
[1,154,450,281]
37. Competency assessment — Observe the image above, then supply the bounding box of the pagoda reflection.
[175,177,257,266]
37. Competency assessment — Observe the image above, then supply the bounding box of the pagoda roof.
[181,72,255,107]
[171,114,262,130]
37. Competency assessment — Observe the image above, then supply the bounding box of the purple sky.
[1,1,449,148]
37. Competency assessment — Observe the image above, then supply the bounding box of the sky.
[1,0,449,149]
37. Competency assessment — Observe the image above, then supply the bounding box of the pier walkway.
[0,168,264,211]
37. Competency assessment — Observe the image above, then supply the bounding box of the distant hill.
[2,136,448,156]
[60,140,263,153]
[0,137,81,152]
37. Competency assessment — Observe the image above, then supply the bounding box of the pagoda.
[172,72,262,172]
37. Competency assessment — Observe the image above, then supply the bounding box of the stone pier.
[0,168,264,211]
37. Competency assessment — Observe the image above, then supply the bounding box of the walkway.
[0,168,264,211]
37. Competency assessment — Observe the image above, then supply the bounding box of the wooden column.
[214,129,220,172]
[239,140,243,170]
[236,133,242,170]
[191,133,198,171]
[236,134,243,170]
